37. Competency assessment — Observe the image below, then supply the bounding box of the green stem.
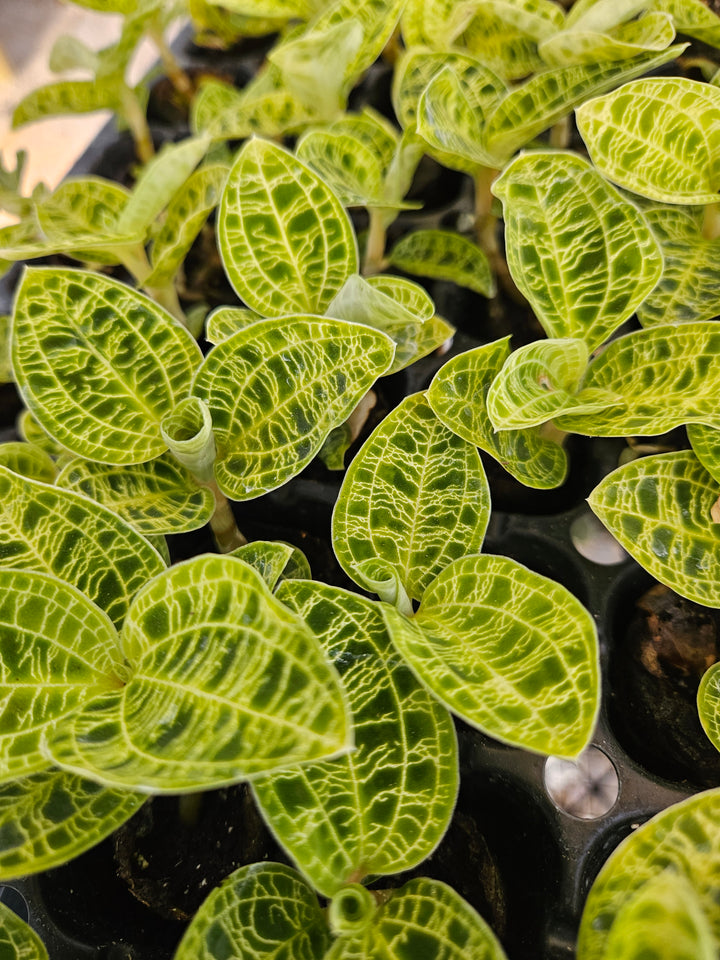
[474,166,499,256]
[145,282,187,325]
[549,116,570,149]
[362,207,388,276]
[206,479,248,553]
[703,202,720,240]
[148,23,194,100]
[119,84,154,164]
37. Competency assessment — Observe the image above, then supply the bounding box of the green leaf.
[231,540,311,590]
[492,151,662,349]
[539,12,676,67]
[254,580,458,895]
[55,455,215,536]
[657,0,720,50]
[487,338,617,430]
[381,553,599,757]
[297,128,387,207]
[557,323,720,436]
[577,790,720,959]
[0,443,56,483]
[191,76,315,142]
[689,423,720,485]
[388,229,495,298]
[45,555,352,793]
[12,268,203,464]
[366,274,435,320]
[0,314,11,382]
[698,661,720,754]
[588,450,720,608]
[483,45,687,165]
[219,138,358,316]
[327,274,449,374]
[577,76,720,204]
[192,315,394,500]
[0,466,165,628]
[332,392,490,602]
[0,769,143,880]
[12,79,121,127]
[0,899,48,959]
[174,862,331,960]
[427,338,568,489]
[324,877,509,960]
[205,0,312,14]
[205,306,263,344]
[16,412,67,458]
[145,163,228,287]
[115,136,210,236]
[401,0,466,48]
[0,568,123,782]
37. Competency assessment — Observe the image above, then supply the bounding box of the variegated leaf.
[577,790,720,959]
[0,568,123,782]
[324,878,509,960]
[208,0,313,15]
[231,540,311,590]
[145,163,228,287]
[381,554,599,757]
[0,443,56,483]
[366,274,435,320]
[296,128,387,207]
[55,455,215,536]
[45,555,352,793]
[388,229,495,298]
[698,662,720,753]
[16,412,67,458]
[557,323,720,435]
[332,392,490,602]
[401,0,465,48]
[487,338,617,430]
[539,12,676,67]
[657,0,720,49]
[254,580,458,895]
[0,899,48,959]
[588,451,720,607]
[205,306,263,344]
[602,870,716,960]
[219,138,358,316]
[689,423,720,485]
[0,466,165,628]
[0,769,143,880]
[191,77,315,142]
[192,315,394,500]
[482,45,686,165]
[0,314,10,382]
[12,79,121,128]
[0,220,75,262]
[174,862,331,960]
[577,77,720,204]
[327,274,448,374]
[492,151,662,348]
[427,338,569,489]
[564,0,653,32]
[12,269,203,464]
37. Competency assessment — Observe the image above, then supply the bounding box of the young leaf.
[487,338,617,430]
[588,451,720,608]
[205,306,263,344]
[576,77,720,204]
[427,338,568,489]
[191,76,315,142]
[231,540,311,590]
[192,315,394,500]
[492,151,662,348]
[46,555,352,793]
[55,455,215,536]
[0,466,165,628]
[0,568,124,782]
[577,790,720,959]
[366,274,435,320]
[0,770,143,880]
[388,229,495,298]
[333,392,490,602]
[483,45,686,165]
[381,554,599,757]
[174,862,331,960]
[12,268,203,464]
[0,443,56,484]
[539,12,676,67]
[219,138,358,316]
[557,322,720,435]
[254,580,458,895]
[12,79,121,128]
[297,127,388,207]
[324,877,509,960]
[0,898,48,959]
[657,0,720,48]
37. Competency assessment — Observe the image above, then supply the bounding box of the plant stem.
[206,479,248,552]
[550,116,570,149]
[362,208,388,275]
[117,245,190,328]
[119,85,154,164]
[148,23,194,100]
[703,202,720,240]
[474,166,499,256]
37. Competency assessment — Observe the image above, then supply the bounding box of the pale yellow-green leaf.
[576,76,720,204]
[0,898,48,959]
[55,455,215,536]
[0,769,144,880]
[388,229,495,298]
[539,12,676,67]
[492,151,662,349]
[12,79,121,127]
[192,315,394,499]
[698,661,720,755]
[218,138,358,316]
[45,555,352,793]
[427,338,568,489]
[588,450,720,607]
[205,306,263,344]
[0,314,11,382]
[689,423,720,485]
[332,392,490,602]
[16,412,67,458]
[0,442,56,483]
[12,268,203,464]
[231,540,311,590]
[191,76,315,141]
[366,273,435,320]
[656,0,720,50]
[296,128,387,207]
